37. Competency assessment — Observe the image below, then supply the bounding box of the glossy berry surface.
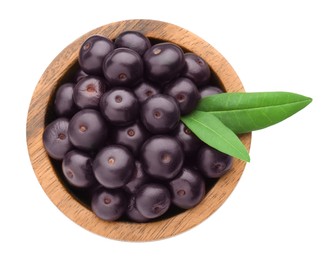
[126,196,150,222]
[68,109,108,150]
[197,145,233,178]
[43,118,72,160]
[164,77,200,115]
[91,186,127,221]
[135,183,171,219]
[169,167,206,209]
[140,94,180,134]
[79,35,115,75]
[73,76,106,109]
[100,87,139,126]
[182,53,211,86]
[125,161,151,194]
[112,121,150,156]
[103,48,143,86]
[173,122,202,156]
[199,86,223,98]
[62,150,95,188]
[143,42,185,83]
[93,145,134,188]
[133,81,160,103]
[74,69,89,83]
[141,135,184,180]
[114,31,151,56]
[54,83,76,117]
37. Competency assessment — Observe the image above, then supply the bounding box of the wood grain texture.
[26,19,251,241]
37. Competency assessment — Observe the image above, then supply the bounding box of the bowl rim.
[26,19,251,242]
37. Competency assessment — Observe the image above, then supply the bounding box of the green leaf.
[181,111,250,162]
[196,92,312,134]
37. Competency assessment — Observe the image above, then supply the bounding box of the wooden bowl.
[26,19,251,241]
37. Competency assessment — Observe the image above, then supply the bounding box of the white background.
[1,0,332,259]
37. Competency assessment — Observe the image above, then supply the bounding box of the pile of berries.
[43,31,232,222]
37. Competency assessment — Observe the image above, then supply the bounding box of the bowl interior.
[26,19,251,241]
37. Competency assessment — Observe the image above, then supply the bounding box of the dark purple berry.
[182,53,211,86]
[169,167,205,209]
[140,94,180,134]
[173,122,202,156]
[125,161,151,194]
[199,86,223,98]
[100,87,139,126]
[126,196,150,223]
[79,35,115,75]
[62,150,95,188]
[73,76,106,109]
[93,145,134,188]
[112,121,150,156]
[74,69,89,83]
[43,118,72,160]
[68,109,108,150]
[91,186,127,221]
[143,43,185,83]
[135,183,171,219]
[103,48,143,86]
[197,145,233,178]
[164,77,200,115]
[54,83,76,117]
[115,31,151,56]
[141,135,184,180]
[133,81,160,103]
